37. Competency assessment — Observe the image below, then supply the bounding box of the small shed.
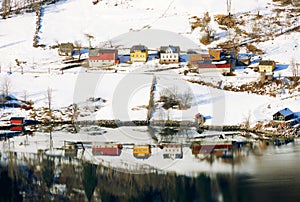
[273,108,294,121]
[260,71,273,84]
[258,60,276,72]
[58,43,74,56]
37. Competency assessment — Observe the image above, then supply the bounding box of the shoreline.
[0,119,290,137]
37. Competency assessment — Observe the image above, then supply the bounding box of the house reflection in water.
[191,140,249,159]
[92,142,122,156]
[133,144,151,159]
[162,143,183,159]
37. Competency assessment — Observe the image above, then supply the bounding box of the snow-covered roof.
[130,45,148,52]
[273,108,294,117]
[89,48,117,56]
[160,45,180,54]
[259,60,275,66]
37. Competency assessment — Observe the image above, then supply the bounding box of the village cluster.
[85,139,247,160]
[58,42,280,76]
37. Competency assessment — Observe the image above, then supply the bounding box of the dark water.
[0,133,300,202]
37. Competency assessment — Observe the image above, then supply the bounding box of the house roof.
[4,100,22,107]
[189,54,210,62]
[164,143,182,148]
[160,45,180,54]
[10,117,25,120]
[130,45,148,52]
[273,108,294,117]
[259,60,275,66]
[89,48,117,56]
[59,43,73,49]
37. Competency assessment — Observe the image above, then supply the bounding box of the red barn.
[89,48,118,67]
[92,142,122,156]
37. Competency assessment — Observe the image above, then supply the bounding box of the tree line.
[1,0,61,19]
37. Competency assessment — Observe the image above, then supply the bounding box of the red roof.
[92,147,121,156]
[197,63,230,69]
[89,52,116,60]
[10,119,24,125]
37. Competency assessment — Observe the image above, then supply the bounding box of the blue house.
[273,108,294,121]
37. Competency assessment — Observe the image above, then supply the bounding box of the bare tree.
[243,111,252,130]
[290,57,299,77]
[1,76,11,97]
[74,40,82,60]
[46,87,52,110]
[251,19,262,38]
[2,0,11,19]
[23,90,28,102]
[180,89,193,110]
[85,33,94,48]
[199,12,215,44]
[71,104,79,123]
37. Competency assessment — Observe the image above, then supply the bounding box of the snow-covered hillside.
[0,0,298,68]
[0,0,300,126]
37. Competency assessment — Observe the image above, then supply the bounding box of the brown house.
[189,54,210,65]
[58,43,74,56]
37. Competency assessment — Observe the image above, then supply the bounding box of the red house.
[10,117,24,131]
[89,48,118,67]
[10,117,24,126]
[191,141,233,155]
[92,142,122,156]
[10,126,24,131]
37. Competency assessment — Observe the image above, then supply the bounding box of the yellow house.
[258,60,276,72]
[130,45,148,62]
[133,144,151,159]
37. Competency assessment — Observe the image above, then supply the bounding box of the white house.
[160,45,180,64]
[163,143,183,159]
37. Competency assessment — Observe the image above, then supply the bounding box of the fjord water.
[0,129,300,202]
